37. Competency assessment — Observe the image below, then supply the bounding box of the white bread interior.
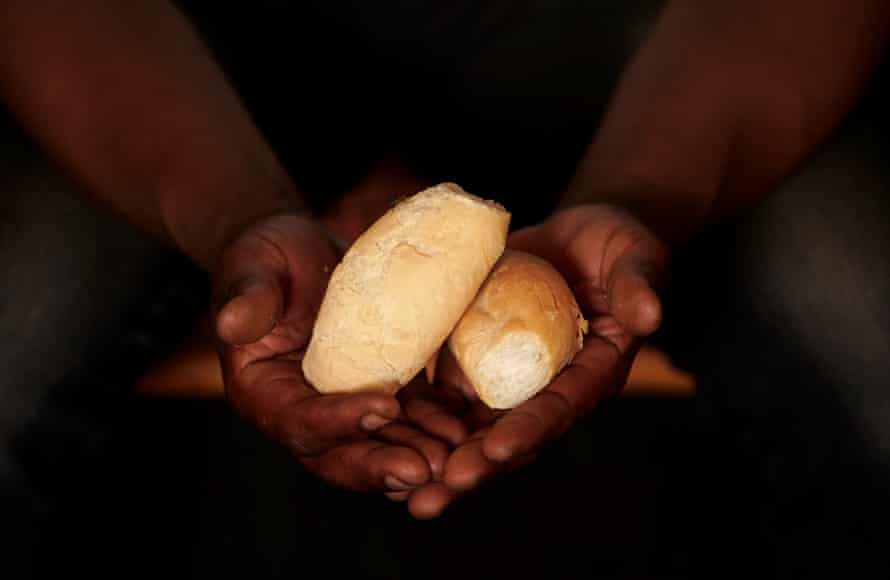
[447,250,588,409]
[302,183,510,395]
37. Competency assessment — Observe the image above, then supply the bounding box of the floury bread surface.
[302,183,510,394]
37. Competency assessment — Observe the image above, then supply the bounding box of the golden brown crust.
[302,183,510,394]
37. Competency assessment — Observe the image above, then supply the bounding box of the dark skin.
[1,0,887,518]
[394,0,890,517]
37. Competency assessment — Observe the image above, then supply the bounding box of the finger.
[480,391,573,465]
[216,275,285,346]
[386,491,411,502]
[545,334,635,411]
[230,360,401,455]
[213,214,338,351]
[375,423,451,480]
[508,218,591,285]
[403,397,468,447]
[483,337,630,463]
[607,257,663,337]
[302,440,431,492]
[282,391,402,455]
[443,431,499,492]
[509,452,540,473]
[510,207,668,322]
[407,483,461,520]
[431,448,539,514]
[587,315,635,354]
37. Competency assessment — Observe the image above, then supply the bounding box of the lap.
[0,120,207,565]
[659,118,890,574]
[666,119,890,451]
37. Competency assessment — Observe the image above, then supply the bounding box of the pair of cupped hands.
[212,169,668,519]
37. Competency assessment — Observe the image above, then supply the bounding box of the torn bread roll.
[445,250,588,409]
[302,183,510,395]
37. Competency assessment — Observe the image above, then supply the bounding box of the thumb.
[607,256,663,337]
[216,274,284,346]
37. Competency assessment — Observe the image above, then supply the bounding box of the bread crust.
[302,183,510,394]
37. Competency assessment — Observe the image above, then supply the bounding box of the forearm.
[564,0,889,244]
[0,1,302,268]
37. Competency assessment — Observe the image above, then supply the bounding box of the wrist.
[560,155,716,247]
[159,170,310,270]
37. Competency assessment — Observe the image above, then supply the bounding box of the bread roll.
[302,183,510,395]
[446,250,588,409]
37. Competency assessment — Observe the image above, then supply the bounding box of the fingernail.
[386,491,410,502]
[361,413,391,432]
[484,443,514,464]
[384,475,413,491]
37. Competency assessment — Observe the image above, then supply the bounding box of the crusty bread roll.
[445,250,588,409]
[302,183,510,395]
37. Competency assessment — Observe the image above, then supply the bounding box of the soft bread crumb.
[476,334,551,410]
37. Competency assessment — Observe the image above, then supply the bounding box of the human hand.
[405,204,669,517]
[212,213,457,493]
